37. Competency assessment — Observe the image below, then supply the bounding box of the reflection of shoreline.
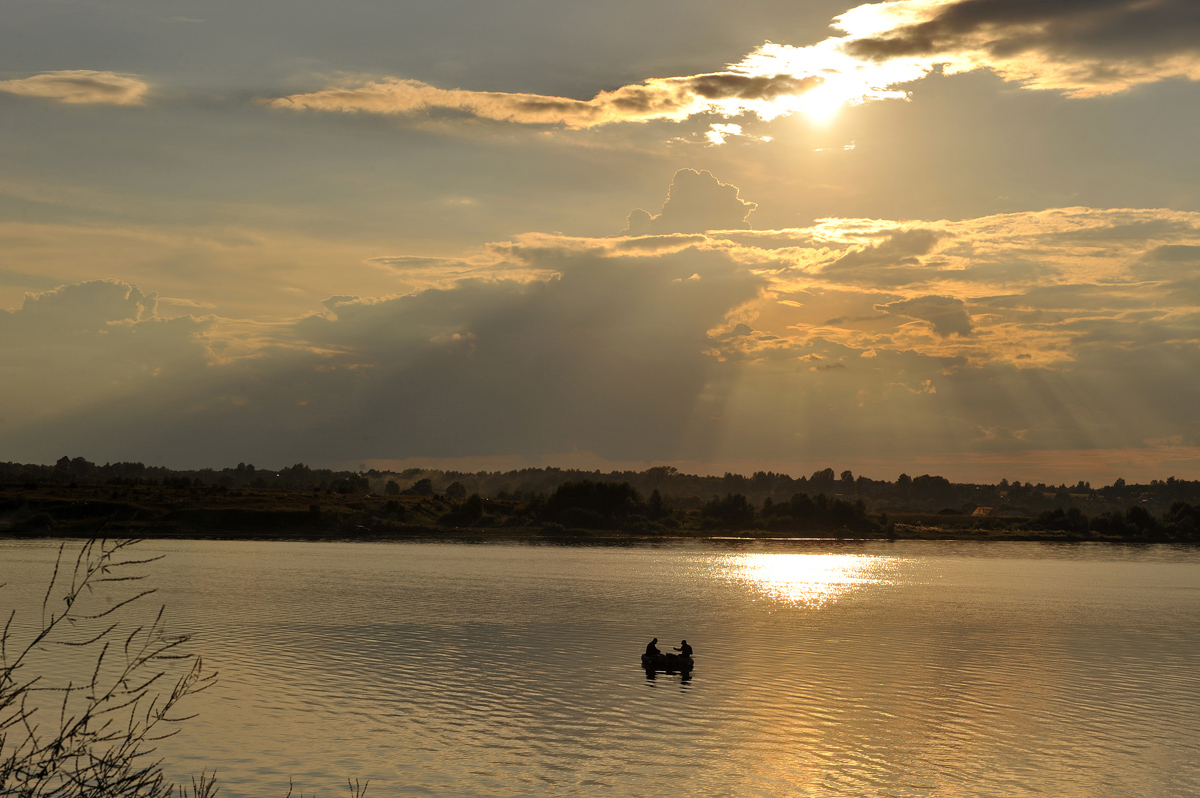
[1,525,1149,543]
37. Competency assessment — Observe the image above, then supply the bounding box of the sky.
[3,0,1200,484]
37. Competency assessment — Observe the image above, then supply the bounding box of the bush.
[545,481,642,528]
[0,539,215,797]
[0,540,370,798]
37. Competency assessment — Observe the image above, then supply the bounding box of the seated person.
[674,640,693,658]
[645,638,661,657]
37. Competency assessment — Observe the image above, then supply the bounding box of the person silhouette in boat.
[645,638,661,657]
[674,640,693,658]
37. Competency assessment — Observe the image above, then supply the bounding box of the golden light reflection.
[729,552,896,607]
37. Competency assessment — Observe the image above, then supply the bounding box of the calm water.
[2,539,1199,797]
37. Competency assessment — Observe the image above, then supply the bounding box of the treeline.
[465,479,1197,542]
[465,479,879,535]
[5,457,1200,521]
[0,458,369,494]
[1033,503,1200,542]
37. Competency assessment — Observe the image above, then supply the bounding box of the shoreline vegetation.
[2,457,1198,544]
[0,537,370,797]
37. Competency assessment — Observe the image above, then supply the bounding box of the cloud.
[5,177,1200,478]
[840,0,1200,97]
[818,228,943,286]
[0,71,149,105]
[269,72,820,128]
[877,295,973,337]
[2,280,157,334]
[622,169,758,235]
[266,0,1200,136]
[0,280,211,424]
[1,247,766,466]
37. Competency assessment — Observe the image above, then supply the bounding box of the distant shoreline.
[0,525,1173,546]
[3,479,1195,546]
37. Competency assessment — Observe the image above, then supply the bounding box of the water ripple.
[1,539,1198,797]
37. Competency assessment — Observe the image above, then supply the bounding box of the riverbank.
[1,481,1181,544]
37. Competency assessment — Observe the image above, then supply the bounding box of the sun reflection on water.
[729,552,897,607]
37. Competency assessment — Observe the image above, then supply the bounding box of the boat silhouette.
[641,652,694,672]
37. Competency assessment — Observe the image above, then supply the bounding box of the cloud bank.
[0,71,149,105]
[4,171,1200,479]
[270,0,1200,133]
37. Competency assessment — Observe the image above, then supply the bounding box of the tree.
[701,494,755,527]
[648,489,666,518]
[545,481,642,526]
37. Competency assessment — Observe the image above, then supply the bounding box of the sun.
[799,85,845,124]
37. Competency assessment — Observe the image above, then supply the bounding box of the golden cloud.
[0,70,149,105]
[269,73,820,128]
[269,0,1200,135]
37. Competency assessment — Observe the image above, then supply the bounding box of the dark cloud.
[846,0,1200,63]
[838,0,1200,97]
[682,73,821,101]
[1,248,764,465]
[1131,244,1200,283]
[827,228,941,269]
[816,228,943,287]
[1146,244,1200,262]
[877,295,973,337]
[622,169,758,235]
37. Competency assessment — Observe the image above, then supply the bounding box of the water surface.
[2,539,1197,796]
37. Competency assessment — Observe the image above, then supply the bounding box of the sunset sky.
[3,0,1200,483]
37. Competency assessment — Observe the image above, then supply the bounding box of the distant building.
[971,506,1027,518]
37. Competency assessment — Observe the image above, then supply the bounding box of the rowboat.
[641,652,694,671]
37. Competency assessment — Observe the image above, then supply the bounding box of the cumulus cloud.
[1,248,766,466]
[0,280,210,425]
[6,179,1200,477]
[0,70,149,105]
[4,280,157,333]
[622,169,758,235]
[267,0,1200,135]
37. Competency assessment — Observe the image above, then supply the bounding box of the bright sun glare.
[731,553,896,607]
[799,86,845,123]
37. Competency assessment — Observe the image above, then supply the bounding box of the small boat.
[641,652,694,672]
